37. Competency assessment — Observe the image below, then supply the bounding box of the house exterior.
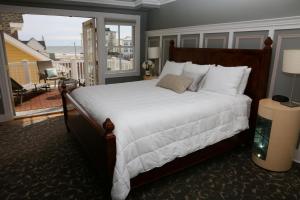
[22,37,48,55]
[0,12,51,84]
[4,33,50,84]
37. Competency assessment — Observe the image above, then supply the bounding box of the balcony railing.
[8,59,85,85]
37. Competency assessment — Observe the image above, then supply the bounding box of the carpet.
[0,116,299,200]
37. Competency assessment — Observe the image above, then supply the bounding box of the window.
[105,23,135,72]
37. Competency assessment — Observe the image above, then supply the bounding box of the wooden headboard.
[169,37,273,134]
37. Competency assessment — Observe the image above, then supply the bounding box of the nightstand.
[143,75,158,80]
[252,98,300,171]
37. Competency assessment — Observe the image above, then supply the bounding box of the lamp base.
[145,70,151,76]
[280,101,300,108]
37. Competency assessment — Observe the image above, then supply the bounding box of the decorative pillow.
[201,67,245,95]
[45,68,58,78]
[183,63,212,92]
[238,68,252,94]
[159,61,189,80]
[156,74,193,93]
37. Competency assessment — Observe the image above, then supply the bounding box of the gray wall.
[147,0,300,101]
[147,0,300,30]
[203,33,228,48]
[271,29,300,101]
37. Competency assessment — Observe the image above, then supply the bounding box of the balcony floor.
[14,89,62,116]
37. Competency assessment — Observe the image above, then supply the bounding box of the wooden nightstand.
[143,75,158,80]
[252,99,300,171]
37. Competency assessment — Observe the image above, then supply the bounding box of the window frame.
[104,20,140,78]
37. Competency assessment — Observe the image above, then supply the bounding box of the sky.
[19,14,90,46]
[19,14,133,47]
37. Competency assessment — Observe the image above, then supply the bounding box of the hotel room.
[0,0,300,199]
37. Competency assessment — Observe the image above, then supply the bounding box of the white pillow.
[197,65,215,89]
[201,67,245,95]
[216,65,251,94]
[238,68,252,94]
[159,61,188,79]
[183,63,211,92]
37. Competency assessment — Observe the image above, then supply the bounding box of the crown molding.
[63,0,175,8]
[146,16,300,36]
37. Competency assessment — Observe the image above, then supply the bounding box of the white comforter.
[71,80,251,200]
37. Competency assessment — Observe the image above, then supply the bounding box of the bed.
[61,37,273,200]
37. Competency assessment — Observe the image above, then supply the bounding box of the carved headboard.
[169,37,273,134]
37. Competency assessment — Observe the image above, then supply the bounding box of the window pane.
[107,47,121,71]
[105,25,118,47]
[120,47,134,70]
[120,25,132,47]
[105,23,135,73]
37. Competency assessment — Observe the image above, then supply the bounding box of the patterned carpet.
[1,116,300,200]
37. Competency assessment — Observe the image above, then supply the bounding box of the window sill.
[105,70,140,78]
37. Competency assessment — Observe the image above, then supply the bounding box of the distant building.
[22,38,48,55]
[105,27,117,52]
[120,36,133,58]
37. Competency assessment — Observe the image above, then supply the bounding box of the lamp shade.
[282,50,300,74]
[148,47,160,59]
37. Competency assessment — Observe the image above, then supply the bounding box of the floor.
[14,88,62,116]
[1,115,300,200]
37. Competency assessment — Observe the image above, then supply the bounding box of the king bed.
[61,37,272,200]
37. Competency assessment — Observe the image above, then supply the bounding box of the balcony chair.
[37,60,65,88]
[10,78,49,104]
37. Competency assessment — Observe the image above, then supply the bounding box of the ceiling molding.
[63,0,175,8]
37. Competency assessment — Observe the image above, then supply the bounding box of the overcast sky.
[19,14,90,46]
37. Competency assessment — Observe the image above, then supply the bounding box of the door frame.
[0,31,14,122]
[82,18,98,86]
[0,4,140,120]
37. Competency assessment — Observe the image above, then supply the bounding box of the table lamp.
[148,47,160,75]
[282,49,300,107]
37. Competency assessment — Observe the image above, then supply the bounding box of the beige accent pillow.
[156,74,193,93]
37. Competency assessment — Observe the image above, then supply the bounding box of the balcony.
[8,59,84,116]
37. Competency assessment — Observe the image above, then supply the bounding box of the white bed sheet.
[71,80,251,200]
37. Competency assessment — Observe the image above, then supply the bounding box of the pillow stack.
[156,60,251,95]
[157,61,212,93]
[182,63,212,92]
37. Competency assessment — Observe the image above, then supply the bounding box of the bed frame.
[61,37,273,197]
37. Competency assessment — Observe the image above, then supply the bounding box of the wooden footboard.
[61,84,116,195]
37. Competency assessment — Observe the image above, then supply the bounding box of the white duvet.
[71,80,251,200]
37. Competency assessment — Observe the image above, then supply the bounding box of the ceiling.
[0,0,176,10]
[63,0,176,8]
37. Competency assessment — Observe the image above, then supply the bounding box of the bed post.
[246,37,273,143]
[169,40,175,61]
[103,118,116,197]
[61,83,70,132]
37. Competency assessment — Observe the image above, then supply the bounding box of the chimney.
[0,13,23,39]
